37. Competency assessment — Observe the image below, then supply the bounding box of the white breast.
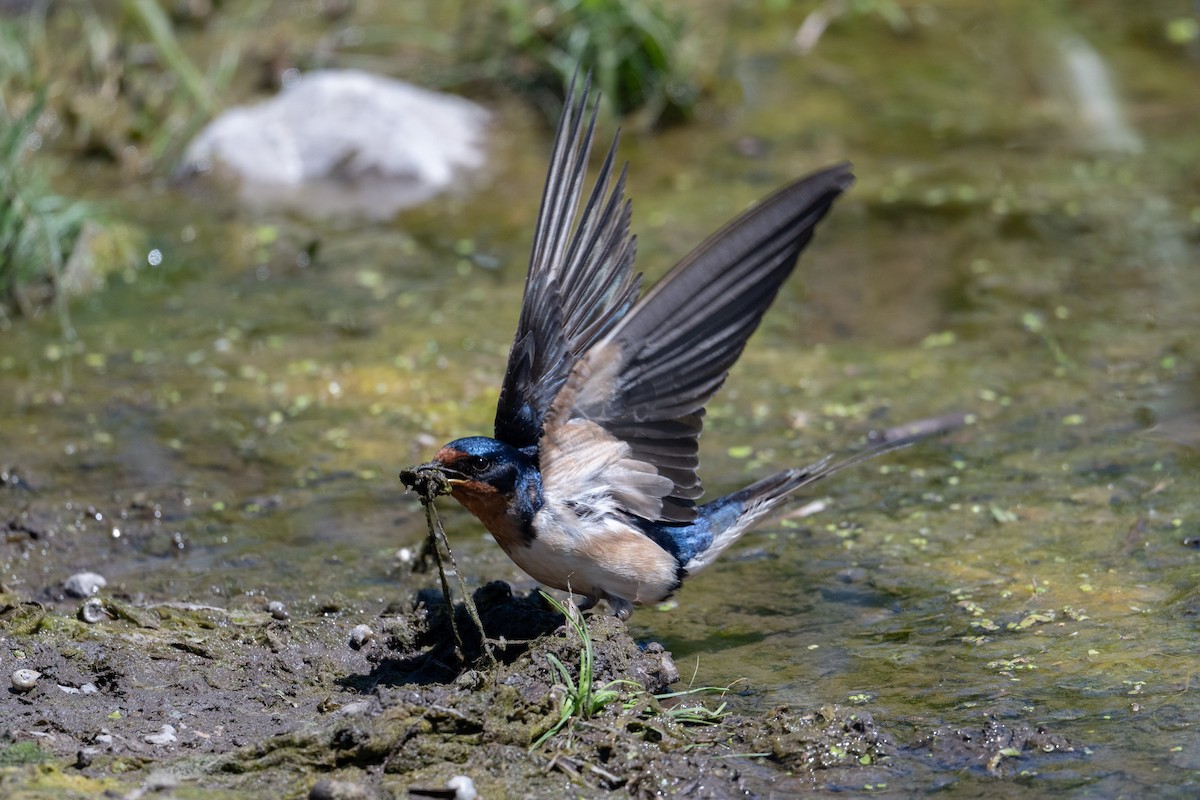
[498,503,679,608]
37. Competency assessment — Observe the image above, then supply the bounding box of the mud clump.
[916,718,1078,777]
[229,585,738,797]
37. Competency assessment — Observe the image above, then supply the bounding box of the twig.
[421,498,468,660]
[401,463,496,666]
[424,498,496,665]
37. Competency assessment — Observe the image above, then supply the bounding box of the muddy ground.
[2,494,1080,800]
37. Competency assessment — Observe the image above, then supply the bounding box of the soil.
[0,536,1080,799]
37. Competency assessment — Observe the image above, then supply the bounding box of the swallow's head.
[403,436,541,546]
[429,435,530,501]
[401,435,538,529]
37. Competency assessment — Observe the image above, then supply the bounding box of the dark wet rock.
[4,508,54,541]
[0,465,36,492]
[180,70,489,220]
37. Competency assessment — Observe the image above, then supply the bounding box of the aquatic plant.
[479,0,698,125]
[0,0,244,169]
[122,0,216,117]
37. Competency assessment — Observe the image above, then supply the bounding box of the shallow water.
[3,1,1198,795]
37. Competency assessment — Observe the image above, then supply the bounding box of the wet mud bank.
[1,557,1082,798]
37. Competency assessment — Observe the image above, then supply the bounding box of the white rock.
[182,70,489,219]
[63,572,107,598]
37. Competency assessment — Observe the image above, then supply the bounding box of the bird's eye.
[466,455,490,474]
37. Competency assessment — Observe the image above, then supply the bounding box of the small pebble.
[337,700,372,716]
[267,600,290,621]
[63,572,107,598]
[79,597,110,624]
[53,683,97,695]
[837,567,869,584]
[143,724,177,746]
[348,624,374,651]
[141,772,180,792]
[447,775,478,800]
[454,669,484,690]
[12,668,41,692]
[309,778,371,800]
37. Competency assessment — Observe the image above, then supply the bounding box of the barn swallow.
[403,77,906,619]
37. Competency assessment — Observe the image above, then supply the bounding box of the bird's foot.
[605,595,634,621]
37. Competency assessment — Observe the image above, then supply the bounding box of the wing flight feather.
[493,75,641,449]
[541,164,854,522]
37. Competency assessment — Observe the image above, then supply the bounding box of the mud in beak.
[399,460,462,500]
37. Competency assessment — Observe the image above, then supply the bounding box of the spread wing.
[539,164,854,522]
[493,75,642,450]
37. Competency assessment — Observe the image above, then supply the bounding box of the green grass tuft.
[531,591,640,749]
[0,95,89,333]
